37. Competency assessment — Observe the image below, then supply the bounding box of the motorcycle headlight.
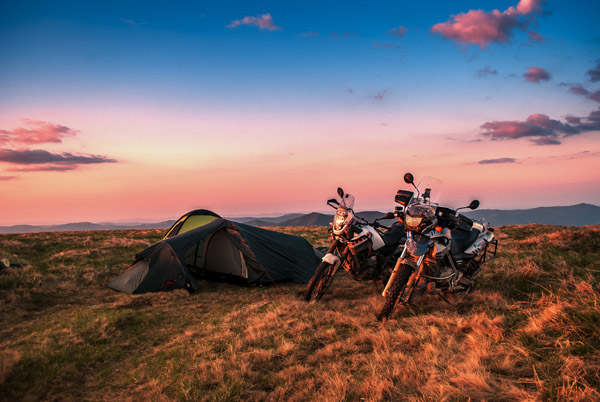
[333,209,349,232]
[405,215,423,227]
[334,214,347,229]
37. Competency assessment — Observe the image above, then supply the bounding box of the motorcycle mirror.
[469,200,480,210]
[380,212,395,220]
[327,198,339,205]
[337,187,344,198]
[403,173,414,184]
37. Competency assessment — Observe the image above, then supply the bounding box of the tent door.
[204,230,246,278]
[239,250,248,279]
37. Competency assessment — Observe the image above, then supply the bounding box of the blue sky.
[1,1,599,224]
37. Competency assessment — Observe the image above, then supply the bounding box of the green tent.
[107,212,322,294]
[162,209,221,239]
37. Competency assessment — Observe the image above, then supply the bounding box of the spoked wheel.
[304,261,337,301]
[376,264,413,321]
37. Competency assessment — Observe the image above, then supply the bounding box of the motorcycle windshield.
[417,176,443,205]
[340,193,355,209]
[405,232,431,256]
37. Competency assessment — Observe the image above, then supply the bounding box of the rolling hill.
[1,203,598,234]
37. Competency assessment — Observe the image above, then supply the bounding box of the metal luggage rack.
[476,238,498,263]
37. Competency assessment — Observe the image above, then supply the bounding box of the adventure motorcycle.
[303,187,406,301]
[376,173,498,320]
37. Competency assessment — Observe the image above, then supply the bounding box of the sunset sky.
[1,0,599,225]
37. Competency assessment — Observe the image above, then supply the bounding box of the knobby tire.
[376,264,413,321]
[304,261,335,301]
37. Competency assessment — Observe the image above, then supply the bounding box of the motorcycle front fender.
[322,253,341,269]
[405,232,432,256]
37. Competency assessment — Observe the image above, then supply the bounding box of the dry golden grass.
[0,225,599,401]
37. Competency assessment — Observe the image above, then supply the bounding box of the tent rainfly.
[107,210,322,294]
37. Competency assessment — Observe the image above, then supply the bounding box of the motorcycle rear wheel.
[376,264,413,321]
[304,261,336,301]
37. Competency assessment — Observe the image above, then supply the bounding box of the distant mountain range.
[0,221,176,234]
[463,203,600,227]
[0,203,598,234]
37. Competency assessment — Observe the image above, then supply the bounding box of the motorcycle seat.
[451,228,481,255]
[381,222,405,247]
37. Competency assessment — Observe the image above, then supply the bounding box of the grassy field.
[0,224,599,401]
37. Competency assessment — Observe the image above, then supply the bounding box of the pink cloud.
[569,84,600,103]
[0,120,119,175]
[523,66,551,83]
[0,175,18,181]
[227,13,281,31]
[431,0,543,48]
[481,109,600,145]
[516,0,542,14]
[0,120,79,145]
[527,30,543,42]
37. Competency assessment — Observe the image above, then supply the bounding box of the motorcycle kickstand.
[438,292,454,305]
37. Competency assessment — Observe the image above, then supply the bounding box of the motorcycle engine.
[353,255,379,281]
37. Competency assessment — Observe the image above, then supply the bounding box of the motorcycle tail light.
[435,226,442,232]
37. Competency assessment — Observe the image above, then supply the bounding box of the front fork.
[382,250,426,297]
[322,239,350,273]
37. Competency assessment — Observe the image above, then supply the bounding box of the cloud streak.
[387,26,407,37]
[523,66,551,83]
[431,0,543,48]
[587,62,600,82]
[0,120,79,146]
[370,89,389,100]
[0,149,117,166]
[478,157,517,164]
[227,13,281,31]
[476,66,498,78]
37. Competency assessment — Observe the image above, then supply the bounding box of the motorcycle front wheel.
[376,263,413,321]
[303,261,337,301]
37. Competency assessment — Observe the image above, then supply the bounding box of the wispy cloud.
[523,66,551,83]
[0,120,79,146]
[478,157,517,164]
[587,62,600,82]
[374,41,401,49]
[0,175,18,181]
[298,31,320,37]
[330,32,356,39]
[227,13,281,31]
[120,18,147,26]
[0,149,118,171]
[370,89,389,100]
[569,85,600,103]
[476,66,498,78]
[431,0,543,48]
[387,26,407,37]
